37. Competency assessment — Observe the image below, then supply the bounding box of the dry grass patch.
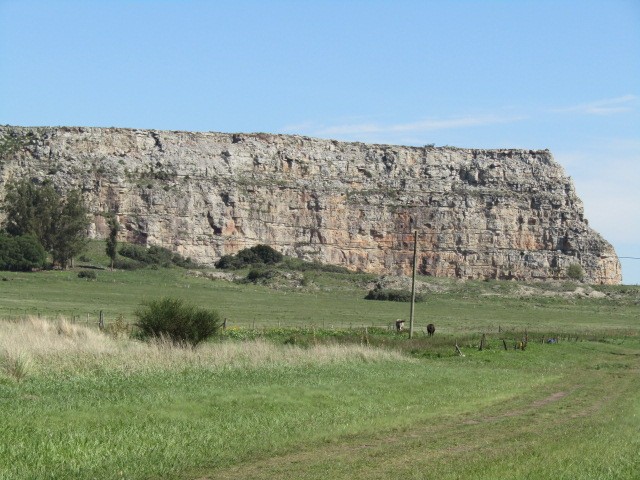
[0,317,405,378]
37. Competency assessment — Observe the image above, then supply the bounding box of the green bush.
[365,288,426,302]
[215,244,282,269]
[280,257,351,274]
[134,297,221,346]
[567,263,584,281]
[77,270,97,280]
[113,257,144,270]
[118,244,197,269]
[245,267,278,283]
[0,234,47,271]
[214,254,244,269]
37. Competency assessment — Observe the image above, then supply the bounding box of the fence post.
[98,310,104,330]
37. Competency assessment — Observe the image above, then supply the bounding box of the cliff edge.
[0,126,621,284]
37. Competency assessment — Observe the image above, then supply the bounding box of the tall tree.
[2,179,89,268]
[105,214,119,271]
[50,190,90,268]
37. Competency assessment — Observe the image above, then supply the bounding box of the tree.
[50,190,90,268]
[105,215,119,271]
[1,179,89,268]
[567,263,584,282]
[3,180,58,251]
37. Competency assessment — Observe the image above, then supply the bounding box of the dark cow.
[427,323,435,337]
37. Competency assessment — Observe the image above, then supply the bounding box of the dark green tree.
[0,233,47,271]
[105,215,119,271]
[2,179,89,268]
[3,180,58,250]
[50,190,90,268]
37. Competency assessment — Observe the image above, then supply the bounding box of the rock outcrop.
[0,126,621,284]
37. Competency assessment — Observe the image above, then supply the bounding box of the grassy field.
[1,318,638,479]
[0,241,638,336]
[1,243,639,479]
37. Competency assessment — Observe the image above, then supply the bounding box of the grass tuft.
[1,350,31,382]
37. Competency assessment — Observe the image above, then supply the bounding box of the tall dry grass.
[0,317,405,379]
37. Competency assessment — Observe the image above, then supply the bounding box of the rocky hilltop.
[0,126,621,284]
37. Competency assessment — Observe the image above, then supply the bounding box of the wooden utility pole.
[409,230,418,339]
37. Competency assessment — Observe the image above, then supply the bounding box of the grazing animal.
[427,323,435,337]
[395,319,405,331]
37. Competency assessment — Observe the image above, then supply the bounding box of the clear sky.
[1,0,639,283]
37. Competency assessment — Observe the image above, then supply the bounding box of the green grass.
[0,241,639,479]
[0,240,638,335]
[1,322,638,479]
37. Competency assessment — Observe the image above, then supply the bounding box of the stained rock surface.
[0,126,621,284]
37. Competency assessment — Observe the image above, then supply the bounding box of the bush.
[113,257,144,270]
[118,243,197,269]
[77,270,96,280]
[134,297,221,346]
[280,257,351,274]
[365,288,426,302]
[245,267,278,283]
[0,234,47,271]
[215,244,283,269]
[214,254,244,269]
[567,263,584,281]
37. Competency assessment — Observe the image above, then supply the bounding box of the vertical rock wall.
[0,126,621,284]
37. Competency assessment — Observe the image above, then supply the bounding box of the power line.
[619,256,640,260]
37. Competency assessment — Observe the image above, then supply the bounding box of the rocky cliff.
[0,126,621,284]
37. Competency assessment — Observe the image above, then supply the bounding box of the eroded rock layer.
[0,126,621,283]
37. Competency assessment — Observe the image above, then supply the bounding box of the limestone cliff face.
[0,126,621,284]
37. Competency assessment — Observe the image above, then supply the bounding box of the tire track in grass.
[186,356,639,480]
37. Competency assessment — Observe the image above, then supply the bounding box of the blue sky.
[1,0,639,283]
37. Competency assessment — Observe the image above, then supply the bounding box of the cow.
[427,323,435,337]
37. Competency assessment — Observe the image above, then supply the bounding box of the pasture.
[0,246,639,479]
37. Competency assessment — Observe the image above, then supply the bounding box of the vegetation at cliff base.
[365,286,426,302]
[0,179,89,269]
[117,243,198,269]
[567,263,585,281]
[216,244,351,274]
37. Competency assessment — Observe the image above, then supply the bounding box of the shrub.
[0,233,47,271]
[134,297,221,346]
[567,263,584,281]
[118,243,197,269]
[113,257,144,270]
[280,257,351,274]
[214,254,244,269]
[365,288,426,302]
[77,270,97,280]
[215,244,282,269]
[105,314,130,339]
[245,267,278,283]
